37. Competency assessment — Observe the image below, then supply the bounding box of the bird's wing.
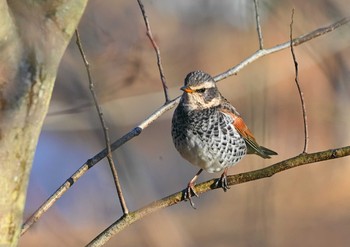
[219,97,272,158]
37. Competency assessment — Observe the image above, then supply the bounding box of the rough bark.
[0,1,87,246]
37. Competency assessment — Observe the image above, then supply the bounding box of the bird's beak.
[181,86,194,93]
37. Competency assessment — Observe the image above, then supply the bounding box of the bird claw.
[183,183,198,209]
[215,172,230,192]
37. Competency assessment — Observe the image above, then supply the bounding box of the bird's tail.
[247,145,278,159]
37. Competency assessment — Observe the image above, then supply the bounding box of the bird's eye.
[196,88,206,93]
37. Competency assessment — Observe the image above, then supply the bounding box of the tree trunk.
[0,1,87,246]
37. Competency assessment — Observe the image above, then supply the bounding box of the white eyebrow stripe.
[189,81,215,90]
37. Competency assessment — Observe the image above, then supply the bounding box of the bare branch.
[21,99,178,235]
[86,146,350,246]
[75,30,129,214]
[290,10,309,153]
[137,0,170,103]
[21,16,350,235]
[253,0,264,49]
[214,16,350,82]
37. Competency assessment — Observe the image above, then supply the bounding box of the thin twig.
[75,30,129,214]
[253,0,264,49]
[21,16,350,235]
[86,146,350,246]
[290,10,309,153]
[137,0,170,103]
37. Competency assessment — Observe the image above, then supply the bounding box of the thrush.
[171,70,277,208]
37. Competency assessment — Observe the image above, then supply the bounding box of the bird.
[171,70,277,208]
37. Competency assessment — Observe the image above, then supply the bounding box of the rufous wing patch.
[222,109,256,142]
[232,115,256,142]
[220,107,275,159]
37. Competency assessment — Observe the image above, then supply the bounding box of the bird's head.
[180,71,221,111]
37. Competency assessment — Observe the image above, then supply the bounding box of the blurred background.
[19,0,350,246]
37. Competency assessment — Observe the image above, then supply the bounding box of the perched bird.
[171,71,277,208]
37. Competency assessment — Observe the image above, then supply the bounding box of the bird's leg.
[216,167,230,192]
[184,169,203,209]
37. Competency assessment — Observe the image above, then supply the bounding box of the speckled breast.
[172,105,247,173]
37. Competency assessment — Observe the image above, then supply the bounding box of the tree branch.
[21,16,350,235]
[75,30,129,214]
[253,0,264,49]
[290,10,309,153]
[137,0,170,103]
[86,146,350,246]
[214,16,350,82]
[21,99,178,235]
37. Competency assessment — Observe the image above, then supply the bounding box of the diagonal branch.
[86,146,350,246]
[21,99,178,235]
[290,10,309,153]
[214,16,350,82]
[21,16,350,235]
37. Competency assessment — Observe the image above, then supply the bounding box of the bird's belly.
[177,133,247,173]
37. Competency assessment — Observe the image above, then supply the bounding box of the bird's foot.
[215,171,230,192]
[184,182,199,209]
